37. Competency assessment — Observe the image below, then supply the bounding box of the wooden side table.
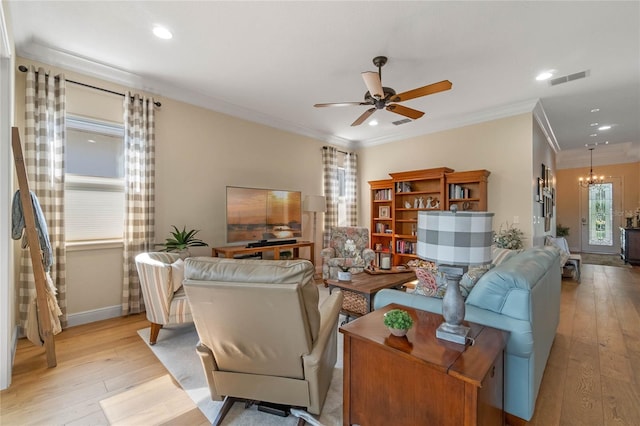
[340,304,508,426]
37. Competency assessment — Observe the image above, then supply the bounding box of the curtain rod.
[322,146,349,155]
[18,65,162,107]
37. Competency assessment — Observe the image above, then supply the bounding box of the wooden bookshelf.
[369,167,489,266]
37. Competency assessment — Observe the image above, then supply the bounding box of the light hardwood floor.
[1,264,639,425]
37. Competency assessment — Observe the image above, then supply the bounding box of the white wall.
[358,113,535,245]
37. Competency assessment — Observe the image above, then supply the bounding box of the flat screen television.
[226,186,302,244]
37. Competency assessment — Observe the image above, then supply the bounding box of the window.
[588,183,613,246]
[65,116,124,242]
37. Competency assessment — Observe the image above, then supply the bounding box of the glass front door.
[580,180,621,254]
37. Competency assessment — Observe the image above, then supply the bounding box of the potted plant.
[337,265,352,281]
[383,309,414,337]
[161,225,209,257]
[556,224,570,237]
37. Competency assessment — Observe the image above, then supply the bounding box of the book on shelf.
[374,188,392,200]
[449,184,471,199]
[395,239,415,255]
[375,223,391,233]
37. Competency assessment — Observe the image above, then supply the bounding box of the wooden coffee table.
[325,270,416,322]
[340,304,508,426]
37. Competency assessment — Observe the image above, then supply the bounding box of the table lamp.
[417,206,494,344]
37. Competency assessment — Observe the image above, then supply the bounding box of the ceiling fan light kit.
[314,56,452,127]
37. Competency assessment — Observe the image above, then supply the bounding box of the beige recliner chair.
[183,257,343,426]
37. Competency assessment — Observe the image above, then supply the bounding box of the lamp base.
[436,322,470,345]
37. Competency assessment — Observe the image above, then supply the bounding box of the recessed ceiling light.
[590,134,598,137]
[153,25,173,40]
[369,120,378,126]
[535,71,554,81]
[598,125,611,131]
[589,123,598,127]
[87,139,96,143]
[590,108,600,113]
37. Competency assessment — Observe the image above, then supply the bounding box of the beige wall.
[358,113,537,246]
[556,162,640,252]
[14,58,327,318]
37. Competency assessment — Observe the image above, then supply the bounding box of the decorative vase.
[337,271,352,281]
[388,327,408,337]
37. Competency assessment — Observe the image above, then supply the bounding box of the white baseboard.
[66,305,122,328]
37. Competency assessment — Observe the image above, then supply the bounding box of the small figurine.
[425,197,432,209]
[418,197,425,209]
[414,198,419,208]
[405,201,412,209]
[433,199,440,209]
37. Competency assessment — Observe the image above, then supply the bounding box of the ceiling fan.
[314,56,452,127]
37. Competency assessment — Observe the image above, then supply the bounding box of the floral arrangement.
[493,224,525,250]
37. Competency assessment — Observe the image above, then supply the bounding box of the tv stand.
[212,241,315,266]
[247,239,297,248]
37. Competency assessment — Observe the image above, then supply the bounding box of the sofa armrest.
[302,290,343,414]
[320,247,336,260]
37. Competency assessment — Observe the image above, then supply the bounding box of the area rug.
[579,252,631,268]
[137,323,343,426]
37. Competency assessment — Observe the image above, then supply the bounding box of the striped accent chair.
[135,252,193,344]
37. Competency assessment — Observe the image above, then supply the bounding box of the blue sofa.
[373,246,562,422]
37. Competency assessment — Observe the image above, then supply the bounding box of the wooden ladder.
[11,127,57,367]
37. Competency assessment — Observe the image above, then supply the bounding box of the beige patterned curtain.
[122,92,156,314]
[21,66,67,332]
[345,151,358,226]
[322,146,339,247]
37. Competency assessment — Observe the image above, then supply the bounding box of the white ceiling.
[5,1,640,168]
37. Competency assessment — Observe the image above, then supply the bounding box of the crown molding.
[17,41,352,147]
[533,100,560,153]
[357,98,540,149]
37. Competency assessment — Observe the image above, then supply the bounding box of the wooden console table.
[211,240,315,266]
[340,304,507,426]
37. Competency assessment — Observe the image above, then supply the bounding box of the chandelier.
[578,148,604,187]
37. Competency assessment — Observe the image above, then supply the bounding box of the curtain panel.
[21,66,67,336]
[122,93,156,314]
[345,152,358,226]
[322,147,339,247]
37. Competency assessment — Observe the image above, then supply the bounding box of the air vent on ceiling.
[392,118,412,126]
[549,70,590,86]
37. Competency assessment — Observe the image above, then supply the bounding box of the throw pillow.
[459,265,493,298]
[171,258,185,292]
[492,246,520,265]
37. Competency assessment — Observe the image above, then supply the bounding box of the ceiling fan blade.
[351,107,377,126]
[361,71,384,99]
[314,101,370,107]
[386,104,425,120]
[391,80,452,102]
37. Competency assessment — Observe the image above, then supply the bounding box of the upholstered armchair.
[321,226,375,280]
[183,257,343,425]
[135,252,193,345]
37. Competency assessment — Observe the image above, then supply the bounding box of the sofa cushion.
[466,247,558,321]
